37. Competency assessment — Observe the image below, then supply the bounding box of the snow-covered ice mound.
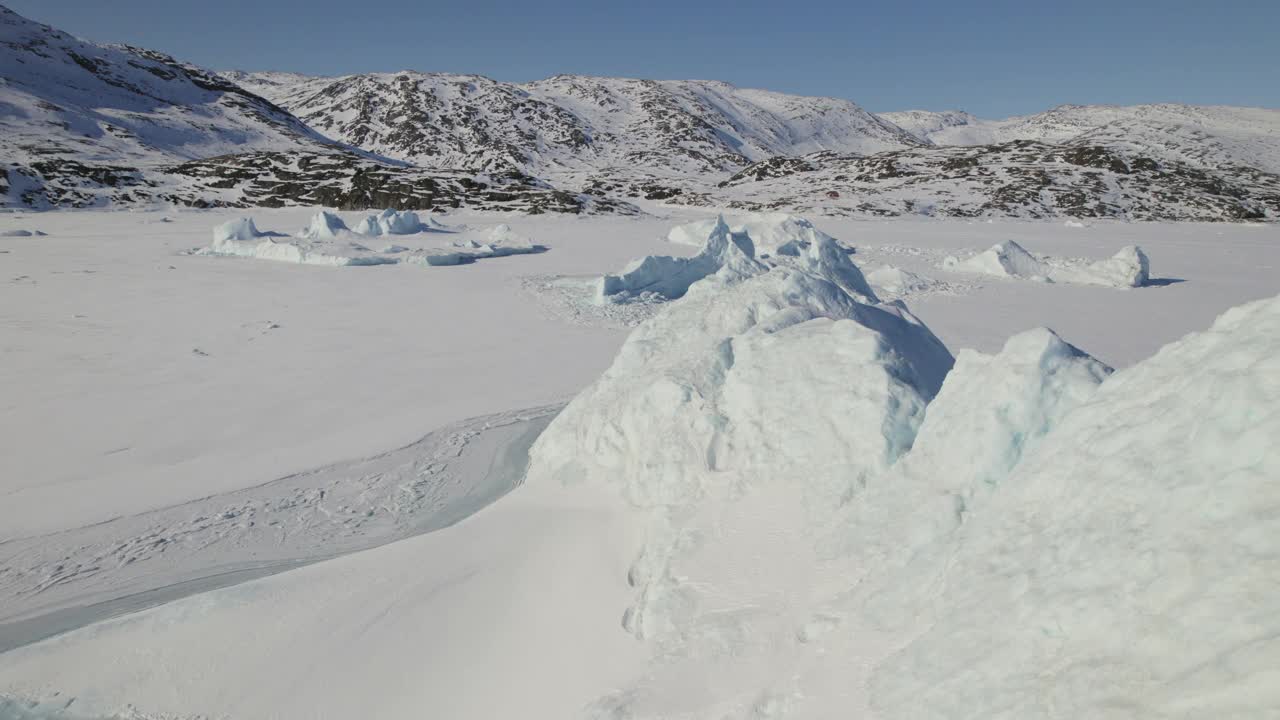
[600,214,873,304]
[297,210,351,239]
[943,239,1151,288]
[527,287,1279,717]
[666,212,836,254]
[210,216,268,243]
[352,208,443,236]
[869,294,1280,719]
[196,215,540,268]
[866,264,936,295]
[200,216,395,266]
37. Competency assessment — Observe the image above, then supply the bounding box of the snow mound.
[944,240,1151,288]
[871,294,1280,719]
[297,210,351,239]
[1055,244,1150,287]
[211,217,266,243]
[353,208,434,236]
[866,265,935,295]
[945,239,1049,280]
[601,214,874,304]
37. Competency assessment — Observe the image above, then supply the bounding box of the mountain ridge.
[2,3,1277,220]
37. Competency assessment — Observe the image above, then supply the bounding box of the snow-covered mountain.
[222,70,923,177]
[0,6,610,212]
[882,104,1280,173]
[715,141,1280,221]
[2,3,1277,219]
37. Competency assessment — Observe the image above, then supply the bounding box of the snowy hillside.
[224,70,923,177]
[716,141,1280,220]
[0,6,613,212]
[2,4,1277,219]
[883,104,1280,173]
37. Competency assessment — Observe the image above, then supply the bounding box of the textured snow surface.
[1,210,1278,720]
[945,240,1150,287]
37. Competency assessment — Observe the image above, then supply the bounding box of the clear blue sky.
[9,0,1279,118]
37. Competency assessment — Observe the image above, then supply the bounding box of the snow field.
[0,208,1277,719]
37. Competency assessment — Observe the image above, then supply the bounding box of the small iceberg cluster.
[943,240,1150,288]
[197,212,540,268]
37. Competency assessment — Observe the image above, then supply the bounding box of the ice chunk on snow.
[0,229,45,237]
[1054,244,1150,288]
[945,240,1151,288]
[866,265,934,294]
[211,217,266,243]
[197,218,534,267]
[532,250,952,650]
[353,208,432,236]
[871,294,1280,719]
[836,328,1114,626]
[297,210,350,239]
[666,213,836,255]
[947,239,1049,280]
[601,214,875,304]
[598,216,766,303]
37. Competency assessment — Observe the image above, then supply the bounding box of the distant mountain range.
[3,4,1277,219]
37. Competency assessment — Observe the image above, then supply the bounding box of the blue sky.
[10,0,1279,117]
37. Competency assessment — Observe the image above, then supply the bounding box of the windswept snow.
[944,239,1150,287]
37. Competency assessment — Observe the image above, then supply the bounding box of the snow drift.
[944,240,1151,288]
